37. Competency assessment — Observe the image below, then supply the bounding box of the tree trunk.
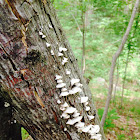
[0,0,105,140]
[101,0,140,126]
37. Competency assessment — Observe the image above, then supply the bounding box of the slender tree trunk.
[81,1,86,74]
[101,0,140,126]
[120,49,130,108]
[0,0,105,139]
[113,58,119,103]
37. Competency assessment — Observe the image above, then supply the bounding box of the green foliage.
[21,127,29,140]
[117,134,126,140]
[98,108,120,131]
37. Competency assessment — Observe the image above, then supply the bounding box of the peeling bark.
[0,0,106,139]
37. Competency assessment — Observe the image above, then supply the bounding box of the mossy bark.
[0,0,106,139]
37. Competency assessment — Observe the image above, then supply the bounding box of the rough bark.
[0,0,105,140]
[101,0,140,126]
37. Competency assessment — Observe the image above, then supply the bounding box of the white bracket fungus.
[66,69,71,75]
[46,42,51,47]
[4,102,10,107]
[80,96,88,103]
[59,47,67,52]
[90,134,102,140]
[75,122,85,128]
[58,52,63,56]
[48,23,53,29]
[61,112,70,119]
[62,57,68,65]
[59,91,69,97]
[51,50,54,55]
[66,116,82,125]
[85,106,90,111]
[61,88,67,92]
[57,79,63,83]
[56,83,66,88]
[39,31,43,36]
[42,35,46,38]
[81,125,92,133]
[57,99,61,104]
[55,75,62,80]
[87,115,95,120]
[69,87,82,95]
[61,102,69,108]
[71,78,80,86]
[64,107,76,114]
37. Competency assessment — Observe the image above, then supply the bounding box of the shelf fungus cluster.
[39,29,101,139]
[56,75,101,140]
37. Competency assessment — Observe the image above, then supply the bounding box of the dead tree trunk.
[0,0,105,140]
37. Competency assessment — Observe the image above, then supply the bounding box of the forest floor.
[94,93,140,140]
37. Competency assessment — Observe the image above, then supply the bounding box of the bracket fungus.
[80,96,88,103]
[59,47,67,52]
[55,75,62,80]
[56,83,66,88]
[59,91,69,97]
[46,42,51,47]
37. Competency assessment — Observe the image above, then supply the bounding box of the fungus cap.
[56,83,66,88]
[64,107,76,114]
[81,96,88,103]
[60,91,69,97]
[71,78,80,86]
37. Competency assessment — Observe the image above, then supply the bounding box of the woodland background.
[20,0,139,139]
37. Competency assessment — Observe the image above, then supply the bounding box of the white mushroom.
[64,128,67,131]
[87,115,95,120]
[75,83,83,87]
[55,75,62,80]
[69,87,82,95]
[75,122,85,128]
[60,106,66,111]
[90,134,102,140]
[4,102,10,107]
[39,31,43,36]
[85,106,90,111]
[66,116,82,125]
[71,116,82,124]
[42,35,46,38]
[61,112,70,119]
[84,102,88,106]
[81,96,88,103]
[73,111,80,117]
[59,91,69,97]
[81,125,92,133]
[57,79,63,83]
[51,50,54,55]
[61,102,69,108]
[89,125,100,134]
[58,52,63,56]
[66,119,75,125]
[62,57,68,65]
[66,69,71,75]
[61,88,67,92]
[57,99,61,104]
[48,23,53,29]
[56,83,66,88]
[71,78,80,86]
[46,42,51,47]
[59,47,67,52]
[64,107,76,114]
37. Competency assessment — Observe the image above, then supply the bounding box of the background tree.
[0,0,105,139]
